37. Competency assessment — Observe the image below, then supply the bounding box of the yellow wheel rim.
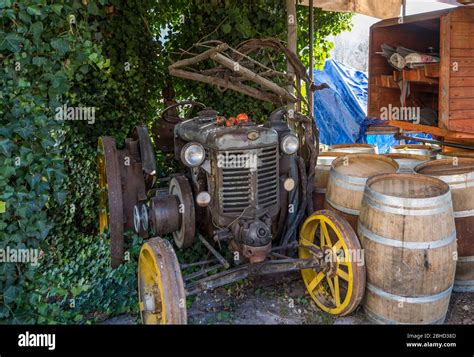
[299,213,354,315]
[137,238,187,325]
[138,242,166,324]
[97,137,109,235]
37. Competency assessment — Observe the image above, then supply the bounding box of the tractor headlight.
[181,142,205,167]
[281,134,299,155]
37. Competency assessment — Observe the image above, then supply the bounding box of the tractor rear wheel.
[98,136,124,268]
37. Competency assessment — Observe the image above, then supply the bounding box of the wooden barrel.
[313,152,346,211]
[359,173,457,324]
[390,144,441,159]
[415,158,474,292]
[328,143,377,154]
[383,153,431,173]
[437,150,474,159]
[325,154,398,230]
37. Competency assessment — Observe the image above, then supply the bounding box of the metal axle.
[184,256,321,296]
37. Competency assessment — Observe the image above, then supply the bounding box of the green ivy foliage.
[1,0,351,324]
[1,0,161,323]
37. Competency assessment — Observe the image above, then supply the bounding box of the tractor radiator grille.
[257,146,279,209]
[219,146,279,215]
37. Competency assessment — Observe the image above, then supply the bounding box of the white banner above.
[299,0,403,19]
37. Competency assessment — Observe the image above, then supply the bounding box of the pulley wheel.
[97,137,124,268]
[138,237,187,324]
[169,176,195,248]
[133,203,149,237]
[299,210,365,316]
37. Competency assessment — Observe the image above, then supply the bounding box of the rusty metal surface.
[132,125,157,189]
[98,137,125,268]
[242,243,272,264]
[98,132,152,267]
[120,139,148,234]
[210,146,280,224]
[312,191,325,211]
[149,195,181,236]
[185,256,321,296]
[198,234,230,269]
[153,100,206,153]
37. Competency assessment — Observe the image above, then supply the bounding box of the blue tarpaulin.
[313,60,368,145]
[365,132,433,154]
[313,59,431,153]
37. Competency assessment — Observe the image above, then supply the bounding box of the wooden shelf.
[402,65,439,85]
[374,75,399,89]
[374,66,440,92]
[424,63,440,78]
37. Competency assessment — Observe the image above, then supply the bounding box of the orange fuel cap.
[226,117,236,127]
[235,113,249,124]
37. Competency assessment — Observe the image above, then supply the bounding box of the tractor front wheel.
[299,210,365,316]
[138,237,187,324]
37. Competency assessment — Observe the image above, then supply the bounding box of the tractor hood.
[174,110,279,151]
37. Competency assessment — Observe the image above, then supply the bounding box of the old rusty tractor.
[97,39,366,324]
[98,103,365,324]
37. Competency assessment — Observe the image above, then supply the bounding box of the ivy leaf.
[14,124,34,139]
[30,22,44,41]
[87,1,100,16]
[37,221,51,240]
[0,32,23,53]
[54,191,67,205]
[71,286,82,297]
[26,5,42,17]
[0,201,5,213]
[51,70,69,92]
[88,52,99,62]
[0,139,14,156]
[50,38,69,55]
[4,285,19,304]
[222,23,231,34]
[32,56,47,66]
[51,4,63,15]
[0,0,11,9]
[18,11,31,24]
[18,78,30,88]
[41,139,56,149]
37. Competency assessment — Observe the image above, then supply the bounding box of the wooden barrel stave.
[324,154,398,231]
[415,158,474,292]
[313,152,346,211]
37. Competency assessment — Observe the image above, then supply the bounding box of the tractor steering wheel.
[161,101,207,124]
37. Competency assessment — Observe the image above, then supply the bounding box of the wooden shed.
[367,7,474,144]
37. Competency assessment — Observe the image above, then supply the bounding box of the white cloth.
[299,0,402,19]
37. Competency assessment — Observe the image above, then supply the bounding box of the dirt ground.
[102,272,473,325]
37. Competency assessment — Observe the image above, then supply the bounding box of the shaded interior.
[335,158,397,178]
[369,176,448,198]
